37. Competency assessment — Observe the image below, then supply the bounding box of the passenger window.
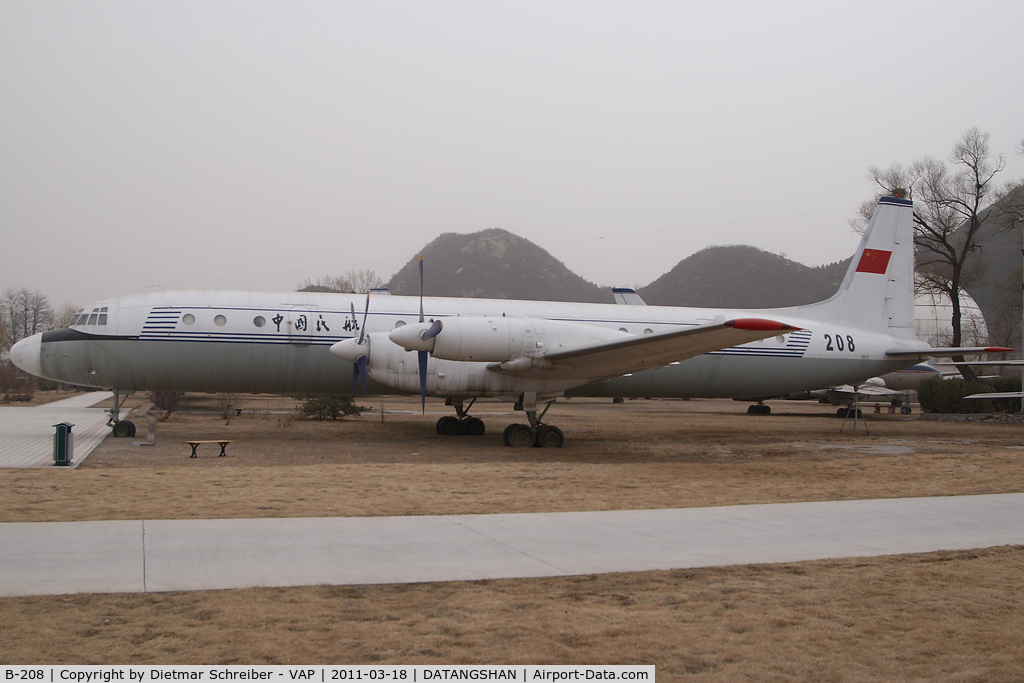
[253,316,266,327]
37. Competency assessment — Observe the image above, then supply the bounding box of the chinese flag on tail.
[855,249,892,274]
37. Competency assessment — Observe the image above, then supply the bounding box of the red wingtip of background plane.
[985,347,1016,353]
[725,318,801,332]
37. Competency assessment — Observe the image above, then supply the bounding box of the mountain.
[385,229,612,303]
[960,185,1024,347]
[638,245,850,308]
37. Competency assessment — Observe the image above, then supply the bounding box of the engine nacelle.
[388,316,630,363]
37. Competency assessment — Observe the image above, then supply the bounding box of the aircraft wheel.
[747,405,771,415]
[900,406,912,415]
[612,397,624,404]
[502,424,514,447]
[506,424,535,448]
[436,416,461,436]
[535,425,564,448]
[460,417,485,436]
[112,420,135,438]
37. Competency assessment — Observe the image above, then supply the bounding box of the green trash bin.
[53,422,74,466]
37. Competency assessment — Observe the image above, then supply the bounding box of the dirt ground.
[1,394,1023,678]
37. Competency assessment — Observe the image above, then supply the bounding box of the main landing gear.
[502,393,564,448]
[435,398,486,436]
[746,400,772,415]
[434,395,566,448]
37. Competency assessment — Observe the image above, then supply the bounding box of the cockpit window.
[98,314,108,325]
[88,314,98,325]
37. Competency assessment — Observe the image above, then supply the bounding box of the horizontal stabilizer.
[885,346,1015,359]
[936,360,1024,366]
[965,392,1024,400]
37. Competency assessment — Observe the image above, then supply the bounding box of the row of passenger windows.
[69,307,108,326]
[176,314,410,328]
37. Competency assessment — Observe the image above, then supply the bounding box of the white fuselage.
[15,288,924,402]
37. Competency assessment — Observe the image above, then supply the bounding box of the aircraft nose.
[10,333,43,377]
[330,338,366,362]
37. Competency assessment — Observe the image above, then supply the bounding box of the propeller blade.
[418,350,428,414]
[420,319,442,340]
[358,292,370,344]
[357,355,369,397]
[350,361,360,398]
[418,254,425,324]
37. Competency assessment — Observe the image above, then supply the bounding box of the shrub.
[298,394,367,421]
[916,376,1017,413]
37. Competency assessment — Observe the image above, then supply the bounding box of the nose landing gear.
[107,389,137,438]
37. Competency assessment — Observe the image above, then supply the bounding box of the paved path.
[1,493,1021,596]
[0,392,113,468]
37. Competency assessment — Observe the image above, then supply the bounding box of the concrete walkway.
[0,392,113,468]
[1,493,1021,596]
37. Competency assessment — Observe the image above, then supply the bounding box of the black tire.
[612,397,624,404]
[535,425,564,448]
[502,424,514,447]
[747,405,771,415]
[460,417,485,436]
[900,406,912,415]
[112,420,134,438]
[436,416,461,436]
[506,424,535,448]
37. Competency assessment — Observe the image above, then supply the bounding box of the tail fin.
[791,195,916,337]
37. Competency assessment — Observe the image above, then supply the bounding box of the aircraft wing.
[829,384,896,398]
[885,346,1015,359]
[965,392,1024,399]
[528,318,800,380]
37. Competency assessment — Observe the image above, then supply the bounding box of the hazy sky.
[2,1,1022,309]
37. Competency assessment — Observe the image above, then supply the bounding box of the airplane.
[778,362,940,414]
[9,194,1014,447]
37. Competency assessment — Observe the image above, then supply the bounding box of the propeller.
[418,256,428,413]
[349,294,370,397]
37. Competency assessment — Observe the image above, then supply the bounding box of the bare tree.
[297,269,384,294]
[218,393,243,425]
[862,128,1009,379]
[1,288,54,353]
[54,303,79,329]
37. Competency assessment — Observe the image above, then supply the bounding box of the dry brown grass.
[1,547,1021,680]
[1,395,1022,678]
[2,396,1022,522]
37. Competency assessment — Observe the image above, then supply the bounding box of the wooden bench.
[186,440,232,458]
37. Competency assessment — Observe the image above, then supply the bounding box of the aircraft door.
[287,307,313,346]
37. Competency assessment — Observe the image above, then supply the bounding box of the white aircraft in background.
[11,195,1012,447]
